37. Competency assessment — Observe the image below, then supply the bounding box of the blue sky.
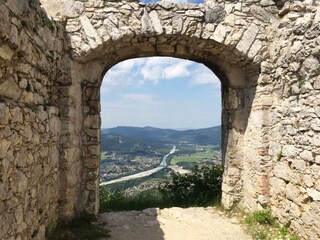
[101,57,221,129]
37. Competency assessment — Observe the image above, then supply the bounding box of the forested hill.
[101,126,221,149]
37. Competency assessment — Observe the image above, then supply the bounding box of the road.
[100,146,176,186]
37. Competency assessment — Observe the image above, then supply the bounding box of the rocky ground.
[99,207,251,240]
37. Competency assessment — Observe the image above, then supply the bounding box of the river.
[100,145,176,186]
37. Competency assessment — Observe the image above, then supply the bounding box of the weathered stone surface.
[0,103,10,125]
[236,24,259,54]
[141,10,153,32]
[40,0,84,18]
[0,139,11,159]
[300,150,314,162]
[0,45,14,60]
[0,0,319,239]
[282,145,299,158]
[149,10,163,34]
[307,188,320,201]
[303,175,314,188]
[205,5,225,23]
[80,15,102,49]
[6,0,30,16]
[211,24,230,43]
[286,183,300,202]
[0,78,22,100]
[273,162,290,181]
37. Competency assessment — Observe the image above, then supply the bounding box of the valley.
[100,126,221,192]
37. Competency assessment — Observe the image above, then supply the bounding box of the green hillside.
[101,126,221,149]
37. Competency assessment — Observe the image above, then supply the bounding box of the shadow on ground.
[99,207,251,240]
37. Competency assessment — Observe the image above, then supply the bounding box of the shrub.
[253,210,275,225]
[159,164,223,207]
[100,188,167,212]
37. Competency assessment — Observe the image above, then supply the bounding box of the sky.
[101,57,221,129]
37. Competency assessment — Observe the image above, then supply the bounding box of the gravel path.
[99,207,252,240]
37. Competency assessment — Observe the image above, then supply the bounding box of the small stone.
[0,139,11,159]
[236,23,259,54]
[172,15,183,33]
[303,175,314,188]
[292,159,306,172]
[282,145,299,157]
[185,10,203,18]
[12,170,28,193]
[11,107,23,123]
[307,188,320,201]
[273,162,290,181]
[0,103,9,125]
[211,24,230,43]
[0,45,14,60]
[0,183,9,200]
[300,56,320,77]
[285,183,300,201]
[313,76,320,90]
[248,40,263,59]
[149,11,163,34]
[141,10,153,33]
[311,119,320,132]
[0,78,22,100]
[300,150,314,162]
[80,15,102,49]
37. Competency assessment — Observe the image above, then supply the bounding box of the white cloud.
[101,57,220,92]
[101,59,146,92]
[164,61,191,79]
[140,65,164,83]
[189,67,220,86]
[138,57,193,84]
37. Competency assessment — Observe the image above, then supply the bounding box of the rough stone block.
[0,78,22,100]
[0,103,9,125]
[236,24,259,54]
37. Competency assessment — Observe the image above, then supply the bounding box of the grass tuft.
[239,209,299,240]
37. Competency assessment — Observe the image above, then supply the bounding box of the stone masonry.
[0,0,319,239]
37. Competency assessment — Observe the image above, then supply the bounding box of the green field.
[170,151,216,165]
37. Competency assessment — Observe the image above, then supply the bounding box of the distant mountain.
[101,126,221,151]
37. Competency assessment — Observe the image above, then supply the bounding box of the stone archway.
[1,0,319,239]
[56,0,272,215]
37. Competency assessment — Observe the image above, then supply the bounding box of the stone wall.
[59,0,320,239]
[0,0,71,239]
[267,3,320,239]
[0,0,319,239]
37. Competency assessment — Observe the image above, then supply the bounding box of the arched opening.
[61,5,265,214]
[76,40,260,214]
[99,57,222,210]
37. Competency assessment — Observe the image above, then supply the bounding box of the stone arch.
[56,0,274,216]
[1,0,319,238]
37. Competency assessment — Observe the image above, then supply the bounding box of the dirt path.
[99,207,252,240]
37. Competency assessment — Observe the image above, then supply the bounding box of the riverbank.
[100,146,176,186]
